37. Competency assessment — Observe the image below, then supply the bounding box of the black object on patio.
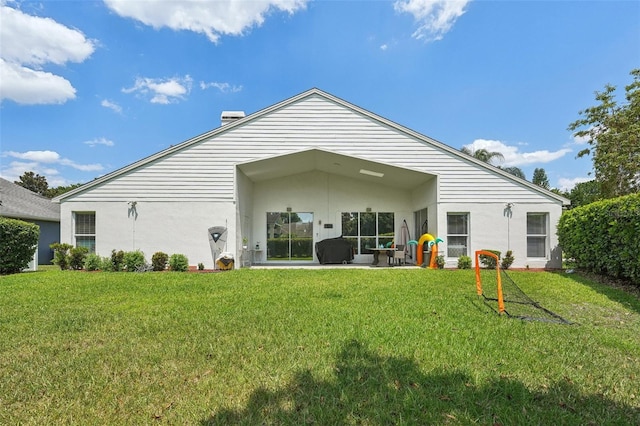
[315,237,354,264]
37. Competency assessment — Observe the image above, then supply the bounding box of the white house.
[54,88,569,269]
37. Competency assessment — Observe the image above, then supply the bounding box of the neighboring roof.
[0,177,60,222]
[53,88,570,205]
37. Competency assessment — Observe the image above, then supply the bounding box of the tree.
[15,171,49,196]
[46,183,84,198]
[13,171,83,198]
[532,168,550,189]
[460,147,505,166]
[567,180,601,208]
[500,166,526,180]
[568,69,640,198]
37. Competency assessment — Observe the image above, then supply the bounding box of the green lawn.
[1,269,638,425]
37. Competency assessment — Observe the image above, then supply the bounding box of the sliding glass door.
[266,212,314,261]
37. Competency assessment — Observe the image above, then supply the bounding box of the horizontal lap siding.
[69,95,550,204]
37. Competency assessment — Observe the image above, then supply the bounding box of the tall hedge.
[0,217,40,274]
[557,193,640,285]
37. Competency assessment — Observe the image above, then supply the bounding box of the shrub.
[435,255,445,269]
[110,250,125,272]
[123,250,146,272]
[479,249,501,269]
[0,217,39,274]
[50,243,74,270]
[197,262,205,271]
[558,193,640,285]
[69,246,89,270]
[84,253,103,271]
[501,250,515,270]
[100,256,114,271]
[151,251,169,271]
[457,255,472,269]
[169,254,189,272]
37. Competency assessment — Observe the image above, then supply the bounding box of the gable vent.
[221,111,245,126]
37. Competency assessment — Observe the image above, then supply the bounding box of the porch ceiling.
[237,149,435,189]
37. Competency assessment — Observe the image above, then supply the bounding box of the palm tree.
[460,147,505,166]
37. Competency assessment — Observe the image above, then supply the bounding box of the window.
[341,212,394,255]
[75,212,95,253]
[266,212,313,261]
[527,213,548,258]
[447,213,468,257]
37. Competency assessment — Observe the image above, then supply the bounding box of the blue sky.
[1,0,638,190]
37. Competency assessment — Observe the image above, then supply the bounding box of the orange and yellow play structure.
[416,233,444,269]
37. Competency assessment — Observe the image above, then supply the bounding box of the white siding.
[59,90,566,268]
[66,94,558,205]
[60,200,236,269]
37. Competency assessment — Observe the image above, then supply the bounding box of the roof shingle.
[0,178,60,222]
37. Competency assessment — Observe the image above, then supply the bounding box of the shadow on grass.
[202,340,638,425]
[554,270,640,315]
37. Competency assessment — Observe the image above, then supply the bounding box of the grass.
[0,268,639,425]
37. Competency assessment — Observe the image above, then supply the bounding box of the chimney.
[220,111,245,126]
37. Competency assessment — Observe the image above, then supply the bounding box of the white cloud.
[5,150,61,163]
[0,4,95,105]
[123,75,193,104]
[0,58,76,104]
[557,176,591,192]
[394,0,471,42]
[0,160,69,186]
[101,99,123,114]
[58,159,104,172]
[1,161,38,179]
[0,4,95,66]
[103,0,308,43]
[463,139,572,167]
[2,150,104,174]
[380,44,389,51]
[84,137,115,147]
[573,134,590,144]
[200,81,243,93]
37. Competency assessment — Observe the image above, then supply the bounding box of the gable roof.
[53,88,570,205]
[0,177,60,222]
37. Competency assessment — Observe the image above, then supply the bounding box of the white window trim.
[73,211,96,253]
[446,212,469,258]
[526,212,549,259]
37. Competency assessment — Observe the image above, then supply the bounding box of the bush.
[501,250,515,270]
[69,246,89,270]
[197,262,205,271]
[100,256,114,271]
[123,250,146,272]
[110,250,125,272]
[151,251,169,271]
[479,249,501,269]
[169,254,189,272]
[435,255,445,269]
[50,243,74,270]
[84,253,103,271]
[457,255,472,269]
[558,193,640,285]
[0,217,39,274]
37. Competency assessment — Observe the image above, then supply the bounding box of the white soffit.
[237,149,435,188]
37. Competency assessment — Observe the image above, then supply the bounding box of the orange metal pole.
[474,250,482,295]
[496,262,505,314]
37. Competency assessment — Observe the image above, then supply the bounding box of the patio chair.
[388,245,406,266]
